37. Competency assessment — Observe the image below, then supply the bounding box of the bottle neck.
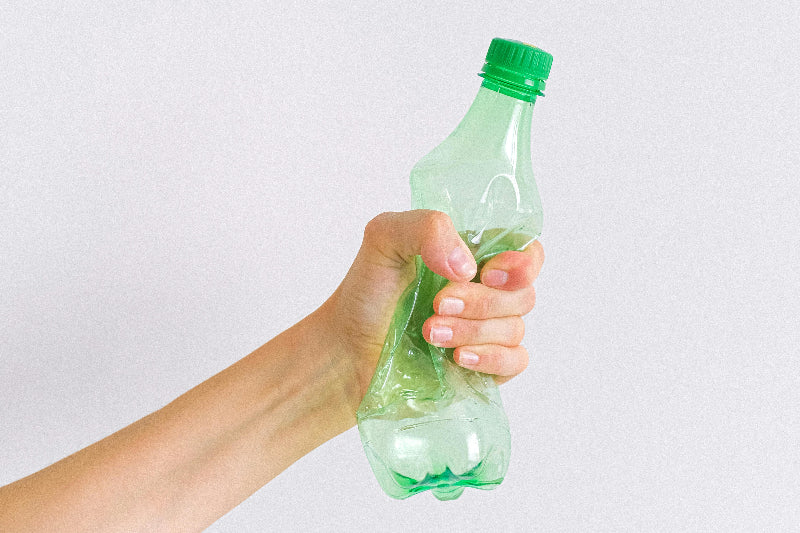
[450,86,534,164]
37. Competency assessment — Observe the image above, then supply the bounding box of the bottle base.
[364,440,506,500]
[386,464,504,501]
[359,396,510,500]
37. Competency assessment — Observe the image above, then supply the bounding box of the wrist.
[261,304,360,445]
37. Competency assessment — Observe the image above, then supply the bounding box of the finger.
[362,210,477,282]
[480,240,545,290]
[433,282,536,319]
[454,344,529,378]
[422,315,525,348]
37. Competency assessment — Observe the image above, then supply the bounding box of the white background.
[1,2,798,531]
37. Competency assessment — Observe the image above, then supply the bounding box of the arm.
[0,308,355,532]
[0,210,544,532]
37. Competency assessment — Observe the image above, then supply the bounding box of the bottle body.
[357,86,543,500]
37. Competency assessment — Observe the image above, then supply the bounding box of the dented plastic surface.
[356,83,545,500]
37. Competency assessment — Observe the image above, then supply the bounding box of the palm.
[327,248,418,399]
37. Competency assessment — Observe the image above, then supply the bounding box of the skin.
[0,210,544,532]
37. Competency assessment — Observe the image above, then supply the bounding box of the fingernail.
[438,297,464,316]
[458,351,479,367]
[483,269,509,287]
[448,247,477,279]
[429,326,453,346]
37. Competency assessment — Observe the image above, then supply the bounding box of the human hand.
[0,209,543,532]
[320,210,544,413]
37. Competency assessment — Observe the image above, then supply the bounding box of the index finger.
[480,240,544,291]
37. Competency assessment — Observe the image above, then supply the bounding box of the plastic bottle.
[356,38,553,501]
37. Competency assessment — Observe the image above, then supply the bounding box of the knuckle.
[363,212,392,243]
[419,211,452,259]
[426,209,451,227]
[530,240,545,265]
[496,346,529,377]
[509,317,525,345]
[422,210,451,237]
[516,254,536,284]
[522,286,537,314]
[512,346,530,375]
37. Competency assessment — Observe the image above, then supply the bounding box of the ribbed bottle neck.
[479,73,544,102]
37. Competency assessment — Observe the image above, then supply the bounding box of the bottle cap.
[479,38,553,101]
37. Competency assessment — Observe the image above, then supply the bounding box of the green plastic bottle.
[356,38,553,501]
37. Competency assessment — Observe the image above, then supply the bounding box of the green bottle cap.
[479,38,553,101]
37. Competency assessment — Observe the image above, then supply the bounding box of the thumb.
[362,210,477,282]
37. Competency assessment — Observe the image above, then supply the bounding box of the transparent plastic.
[356,86,544,500]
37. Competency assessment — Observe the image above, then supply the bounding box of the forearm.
[0,305,356,532]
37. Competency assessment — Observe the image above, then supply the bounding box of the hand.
[0,209,544,531]
[0,209,542,531]
[321,210,544,412]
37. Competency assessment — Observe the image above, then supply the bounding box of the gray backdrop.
[2,2,798,531]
